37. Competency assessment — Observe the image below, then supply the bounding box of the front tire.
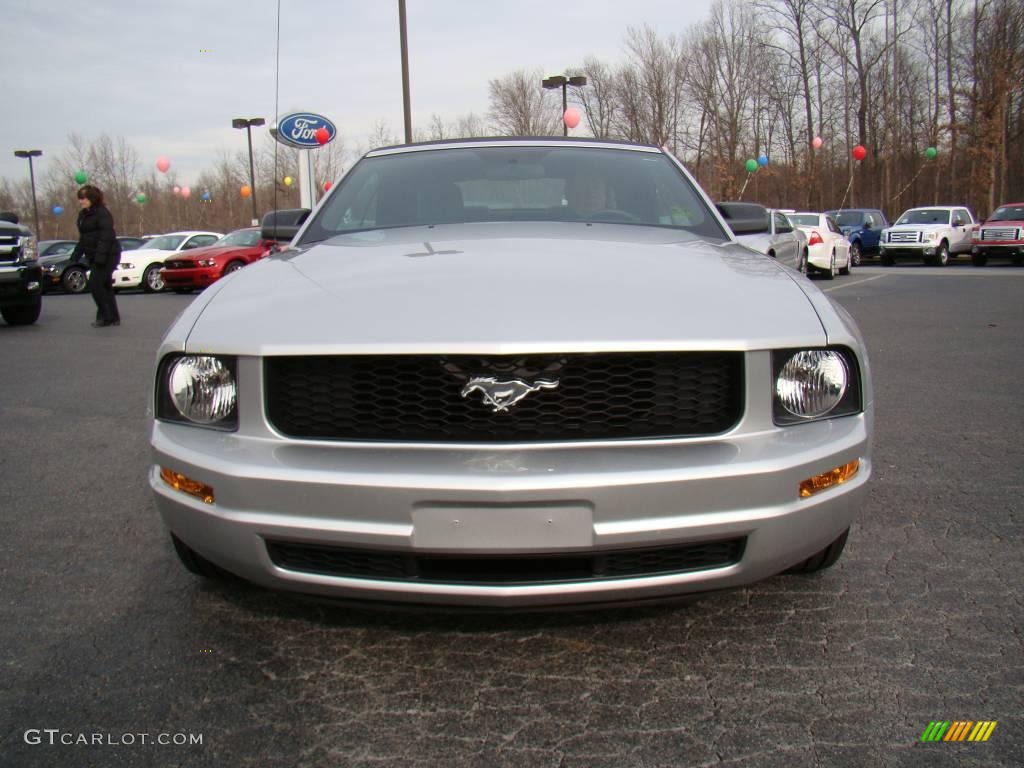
[933,242,949,267]
[1,296,41,326]
[972,253,988,267]
[784,528,849,574]
[881,253,895,266]
[62,265,89,294]
[222,261,245,276]
[849,241,862,266]
[142,263,165,293]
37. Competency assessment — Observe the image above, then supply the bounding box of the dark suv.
[0,212,42,325]
[826,208,888,265]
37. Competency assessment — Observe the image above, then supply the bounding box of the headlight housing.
[156,354,238,429]
[773,348,862,425]
[197,258,216,267]
[17,235,37,263]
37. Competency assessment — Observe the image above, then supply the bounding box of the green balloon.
[74,170,88,184]
[925,147,938,159]
[745,159,758,173]
[136,193,147,204]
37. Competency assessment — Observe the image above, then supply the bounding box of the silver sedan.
[151,138,873,609]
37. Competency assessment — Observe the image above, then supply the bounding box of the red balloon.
[323,181,332,192]
[563,107,581,130]
[315,127,329,145]
[852,145,867,161]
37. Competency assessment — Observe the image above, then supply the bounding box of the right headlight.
[156,354,238,429]
[773,348,862,425]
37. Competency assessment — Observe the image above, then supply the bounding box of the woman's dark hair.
[77,185,105,206]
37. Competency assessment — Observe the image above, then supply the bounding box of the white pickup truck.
[878,206,978,266]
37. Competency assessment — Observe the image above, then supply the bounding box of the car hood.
[166,245,250,262]
[182,223,827,355]
[980,219,1024,227]
[121,246,175,260]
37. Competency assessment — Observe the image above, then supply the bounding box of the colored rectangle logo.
[921,721,996,742]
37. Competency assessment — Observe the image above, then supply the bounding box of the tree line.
[2,0,1020,240]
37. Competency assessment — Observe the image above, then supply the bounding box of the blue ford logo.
[274,112,336,148]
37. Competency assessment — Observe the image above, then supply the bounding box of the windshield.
[297,145,728,245]
[144,235,186,250]
[788,214,820,227]
[896,209,951,225]
[831,211,864,227]
[216,230,262,247]
[988,205,1024,222]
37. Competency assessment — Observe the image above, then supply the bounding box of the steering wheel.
[586,209,641,224]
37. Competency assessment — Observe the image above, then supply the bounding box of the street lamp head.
[14,149,42,158]
[568,76,588,87]
[542,76,567,89]
[233,117,265,129]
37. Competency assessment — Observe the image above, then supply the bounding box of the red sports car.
[160,228,275,292]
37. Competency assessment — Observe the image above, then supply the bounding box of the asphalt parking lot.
[1,262,1022,767]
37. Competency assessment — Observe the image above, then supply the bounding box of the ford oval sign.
[273,112,337,149]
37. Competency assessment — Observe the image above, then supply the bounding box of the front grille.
[266,537,746,584]
[163,259,192,270]
[264,352,744,442]
[980,227,1019,241]
[888,231,920,243]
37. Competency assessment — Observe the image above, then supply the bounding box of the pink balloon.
[812,136,823,149]
[156,156,171,173]
[563,107,581,129]
[181,186,191,199]
[172,185,181,195]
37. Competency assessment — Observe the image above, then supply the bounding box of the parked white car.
[112,231,222,292]
[878,206,977,266]
[787,212,852,279]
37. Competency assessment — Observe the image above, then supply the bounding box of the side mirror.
[716,202,770,235]
[863,219,873,230]
[261,208,311,243]
[952,217,964,227]
[776,222,793,234]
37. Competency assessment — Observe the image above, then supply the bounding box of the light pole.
[232,117,265,225]
[542,75,587,136]
[398,0,413,143]
[13,149,42,237]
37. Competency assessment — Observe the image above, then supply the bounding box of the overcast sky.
[1,0,716,186]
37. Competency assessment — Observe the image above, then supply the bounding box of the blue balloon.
[758,154,768,166]
[52,205,63,215]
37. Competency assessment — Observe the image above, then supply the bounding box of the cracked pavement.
[1,265,1021,766]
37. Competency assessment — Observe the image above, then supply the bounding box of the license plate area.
[412,503,593,551]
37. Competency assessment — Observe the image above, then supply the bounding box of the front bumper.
[111,263,144,288]
[972,243,1023,256]
[0,264,43,305]
[161,265,219,289]
[879,244,937,258]
[152,380,872,607]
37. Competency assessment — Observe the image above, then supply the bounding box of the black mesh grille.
[264,353,743,442]
[265,538,746,584]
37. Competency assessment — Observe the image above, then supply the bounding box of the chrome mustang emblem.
[460,376,560,412]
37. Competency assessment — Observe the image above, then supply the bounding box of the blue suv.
[827,208,888,265]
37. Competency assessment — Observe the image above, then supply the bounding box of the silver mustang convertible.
[151,138,873,609]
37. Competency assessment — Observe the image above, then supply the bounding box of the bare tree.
[487,69,560,135]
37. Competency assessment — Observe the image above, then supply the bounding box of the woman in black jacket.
[72,185,121,327]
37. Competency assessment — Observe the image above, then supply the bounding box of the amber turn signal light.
[160,466,215,504]
[799,459,860,498]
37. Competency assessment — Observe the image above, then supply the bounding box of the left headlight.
[17,235,37,263]
[773,348,862,425]
[156,354,238,429]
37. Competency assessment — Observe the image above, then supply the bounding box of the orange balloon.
[240,185,251,198]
